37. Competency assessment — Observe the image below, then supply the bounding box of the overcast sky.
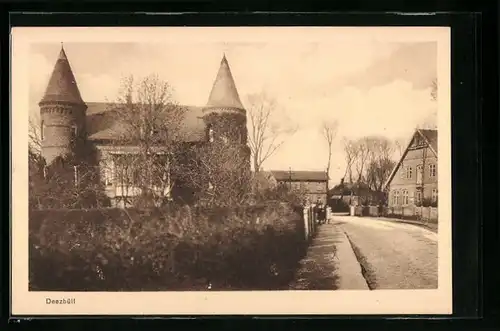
[29,36,438,184]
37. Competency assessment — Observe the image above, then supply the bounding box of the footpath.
[288,223,369,291]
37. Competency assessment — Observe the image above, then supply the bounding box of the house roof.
[270,170,328,182]
[39,46,85,105]
[38,50,242,144]
[383,128,438,190]
[419,129,438,154]
[85,102,206,143]
[205,54,245,111]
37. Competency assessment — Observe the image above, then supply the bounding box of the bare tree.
[104,74,187,207]
[29,116,42,155]
[364,137,396,203]
[179,139,252,206]
[414,78,439,130]
[28,111,112,209]
[337,137,359,204]
[342,137,358,184]
[246,92,297,173]
[321,120,338,198]
[353,137,372,184]
[394,137,407,158]
[29,149,111,210]
[430,78,437,101]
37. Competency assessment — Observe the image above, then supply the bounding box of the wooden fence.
[352,205,438,222]
[301,205,319,240]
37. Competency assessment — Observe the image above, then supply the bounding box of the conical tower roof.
[205,54,244,110]
[39,45,85,105]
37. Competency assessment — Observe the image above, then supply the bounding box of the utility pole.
[288,167,292,190]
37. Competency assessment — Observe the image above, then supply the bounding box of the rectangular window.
[406,166,413,179]
[432,189,438,202]
[102,158,114,186]
[73,165,78,187]
[71,125,78,140]
[151,154,170,191]
[41,121,45,141]
[402,190,409,205]
[400,167,405,179]
[114,154,134,186]
[395,191,400,205]
[416,190,422,204]
[416,164,423,184]
[429,164,437,177]
[132,168,141,186]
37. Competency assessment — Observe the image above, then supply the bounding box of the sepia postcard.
[11,26,452,315]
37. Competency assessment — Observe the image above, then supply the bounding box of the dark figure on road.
[316,201,325,224]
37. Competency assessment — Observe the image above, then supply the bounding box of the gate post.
[303,207,309,240]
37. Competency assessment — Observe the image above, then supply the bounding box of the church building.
[38,45,251,207]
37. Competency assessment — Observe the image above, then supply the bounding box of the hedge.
[29,202,307,291]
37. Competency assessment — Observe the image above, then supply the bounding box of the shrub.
[329,199,350,212]
[422,198,438,208]
[253,185,306,207]
[29,202,306,291]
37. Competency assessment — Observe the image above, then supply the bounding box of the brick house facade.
[384,129,438,208]
[266,170,328,204]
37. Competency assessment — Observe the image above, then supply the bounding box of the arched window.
[402,190,409,205]
[208,126,215,142]
[41,120,45,141]
[392,190,399,205]
[71,124,78,140]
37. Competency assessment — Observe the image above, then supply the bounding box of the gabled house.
[384,129,438,208]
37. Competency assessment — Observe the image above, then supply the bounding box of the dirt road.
[333,216,438,290]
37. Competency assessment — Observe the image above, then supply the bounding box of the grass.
[343,232,376,290]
